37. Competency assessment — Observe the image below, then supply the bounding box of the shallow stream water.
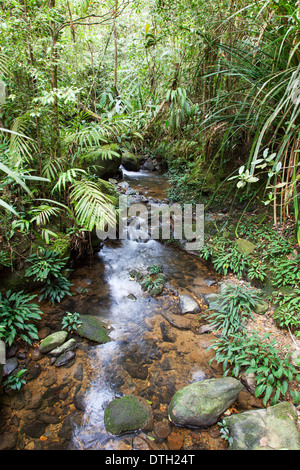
[67,169,226,450]
[0,168,230,451]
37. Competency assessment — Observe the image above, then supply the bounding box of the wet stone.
[0,431,18,450]
[3,357,18,377]
[55,350,76,367]
[154,420,172,442]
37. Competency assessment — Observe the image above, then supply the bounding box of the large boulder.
[224,402,300,450]
[76,315,111,344]
[104,396,153,435]
[121,150,139,172]
[39,331,68,354]
[80,144,121,179]
[168,378,243,428]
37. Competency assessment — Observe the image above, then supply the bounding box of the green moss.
[104,396,152,435]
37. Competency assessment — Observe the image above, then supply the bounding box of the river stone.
[49,338,77,357]
[224,402,300,450]
[3,357,18,376]
[168,377,243,428]
[104,396,153,435]
[39,331,68,353]
[55,350,76,367]
[179,295,200,315]
[76,315,111,344]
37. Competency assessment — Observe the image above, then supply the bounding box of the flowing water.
[67,169,225,450]
[0,169,228,451]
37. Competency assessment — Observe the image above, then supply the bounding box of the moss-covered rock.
[80,144,121,179]
[39,331,68,354]
[104,396,153,435]
[76,315,111,344]
[121,150,139,172]
[224,402,300,450]
[168,378,243,428]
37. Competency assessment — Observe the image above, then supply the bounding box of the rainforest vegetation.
[0,0,300,427]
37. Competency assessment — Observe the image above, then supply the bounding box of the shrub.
[0,290,42,346]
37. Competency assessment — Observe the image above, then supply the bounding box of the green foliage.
[3,369,27,391]
[218,419,233,446]
[209,331,300,407]
[271,255,300,288]
[39,277,72,304]
[272,288,300,334]
[147,264,163,274]
[207,284,261,336]
[25,249,69,283]
[140,275,164,292]
[25,248,72,304]
[0,290,42,346]
[61,311,82,333]
[200,236,250,278]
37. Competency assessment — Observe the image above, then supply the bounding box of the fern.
[70,179,117,231]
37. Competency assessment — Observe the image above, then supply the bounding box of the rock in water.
[104,396,153,435]
[224,402,300,450]
[76,315,111,344]
[49,338,77,357]
[168,378,243,427]
[179,295,200,314]
[39,331,68,353]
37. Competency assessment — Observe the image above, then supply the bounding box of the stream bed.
[0,169,241,451]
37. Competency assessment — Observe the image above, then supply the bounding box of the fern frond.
[70,179,116,231]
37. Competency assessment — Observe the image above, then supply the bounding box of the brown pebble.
[167,432,183,450]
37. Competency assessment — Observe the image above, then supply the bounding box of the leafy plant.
[272,288,300,334]
[209,331,300,406]
[25,249,69,283]
[3,369,27,391]
[147,264,163,274]
[218,419,233,446]
[25,248,72,303]
[140,275,164,292]
[246,258,269,283]
[200,237,250,278]
[207,284,261,336]
[0,290,42,346]
[271,255,300,288]
[61,311,82,333]
[39,277,72,304]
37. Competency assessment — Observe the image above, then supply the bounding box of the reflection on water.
[70,170,219,450]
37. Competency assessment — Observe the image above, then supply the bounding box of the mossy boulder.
[80,144,121,179]
[168,378,243,428]
[121,150,139,172]
[76,315,111,344]
[39,331,68,354]
[104,396,153,435]
[224,402,300,450]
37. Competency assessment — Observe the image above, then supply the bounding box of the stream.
[68,169,225,450]
[0,168,230,451]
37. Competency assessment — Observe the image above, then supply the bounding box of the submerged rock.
[224,402,300,450]
[76,315,111,344]
[179,295,200,315]
[39,331,68,354]
[55,350,76,367]
[168,378,243,428]
[104,396,153,435]
[50,338,77,357]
